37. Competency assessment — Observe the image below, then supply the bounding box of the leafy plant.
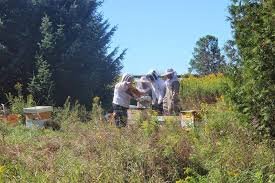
[6,83,36,115]
[228,0,275,137]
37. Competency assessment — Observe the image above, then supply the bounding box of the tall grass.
[0,81,274,182]
[0,98,192,182]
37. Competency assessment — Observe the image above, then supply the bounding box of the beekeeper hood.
[148,70,159,79]
[162,68,175,77]
[146,70,159,82]
[163,69,178,86]
[121,73,134,83]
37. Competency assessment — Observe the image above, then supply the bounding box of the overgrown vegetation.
[0,97,191,182]
[6,83,36,116]
[177,100,275,183]
[179,73,229,110]
[1,95,274,182]
[0,0,274,182]
[228,0,275,137]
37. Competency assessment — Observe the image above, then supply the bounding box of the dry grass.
[0,118,192,182]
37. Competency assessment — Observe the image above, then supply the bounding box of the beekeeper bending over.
[146,70,166,114]
[136,76,152,108]
[162,69,180,115]
[112,73,143,128]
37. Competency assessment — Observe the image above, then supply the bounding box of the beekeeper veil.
[121,73,134,83]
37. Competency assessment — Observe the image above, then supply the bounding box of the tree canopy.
[189,35,226,75]
[0,0,125,107]
[228,0,275,136]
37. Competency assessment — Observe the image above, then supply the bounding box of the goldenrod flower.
[0,165,5,174]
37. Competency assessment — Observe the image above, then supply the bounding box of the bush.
[228,0,275,138]
[5,83,36,116]
[181,100,275,182]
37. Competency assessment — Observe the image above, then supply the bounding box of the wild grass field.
[0,75,274,183]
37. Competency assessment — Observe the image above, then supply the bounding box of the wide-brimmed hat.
[162,68,175,76]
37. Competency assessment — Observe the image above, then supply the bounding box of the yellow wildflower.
[0,166,5,174]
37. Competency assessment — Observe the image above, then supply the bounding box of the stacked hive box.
[23,106,53,128]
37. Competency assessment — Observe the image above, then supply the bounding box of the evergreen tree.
[27,15,55,105]
[228,0,275,136]
[0,0,125,107]
[28,55,54,105]
[223,40,241,68]
[189,35,226,75]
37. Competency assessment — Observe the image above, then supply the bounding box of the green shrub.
[6,83,36,116]
[53,97,89,129]
[228,0,275,137]
[91,96,104,124]
[183,100,275,182]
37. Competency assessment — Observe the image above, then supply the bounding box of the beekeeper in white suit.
[162,68,180,115]
[136,76,152,108]
[146,70,166,114]
[112,73,143,128]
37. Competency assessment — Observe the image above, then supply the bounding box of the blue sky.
[101,0,232,75]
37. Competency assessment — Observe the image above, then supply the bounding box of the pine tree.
[189,35,226,75]
[28,55,54,105]
[28,15,55,105]
[0,0,125,108]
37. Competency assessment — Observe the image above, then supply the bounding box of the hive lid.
[180,110,199,113]
[23,106,53,113]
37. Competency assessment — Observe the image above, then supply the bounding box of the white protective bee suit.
[162,69,180,115]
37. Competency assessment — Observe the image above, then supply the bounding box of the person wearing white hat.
[112,73,143,127]
[162,68,180,115]
[146,70,166,114]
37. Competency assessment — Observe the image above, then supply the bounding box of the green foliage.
[0,122,10,144]
[189,35,226,75]
[0,98,274,182]
[53,97,83,129]
[228,0,275,137]
[181,100,275,182]
[141,117,158,137]
[223,40,241,69]
[179,73,230,109]
[28,55,54,105]
[0,0,125,108]
[38,15,55,51]
[0,104,192,182]
[91,96,104,124]
[27,15,55,105]
[6,83,36,115]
